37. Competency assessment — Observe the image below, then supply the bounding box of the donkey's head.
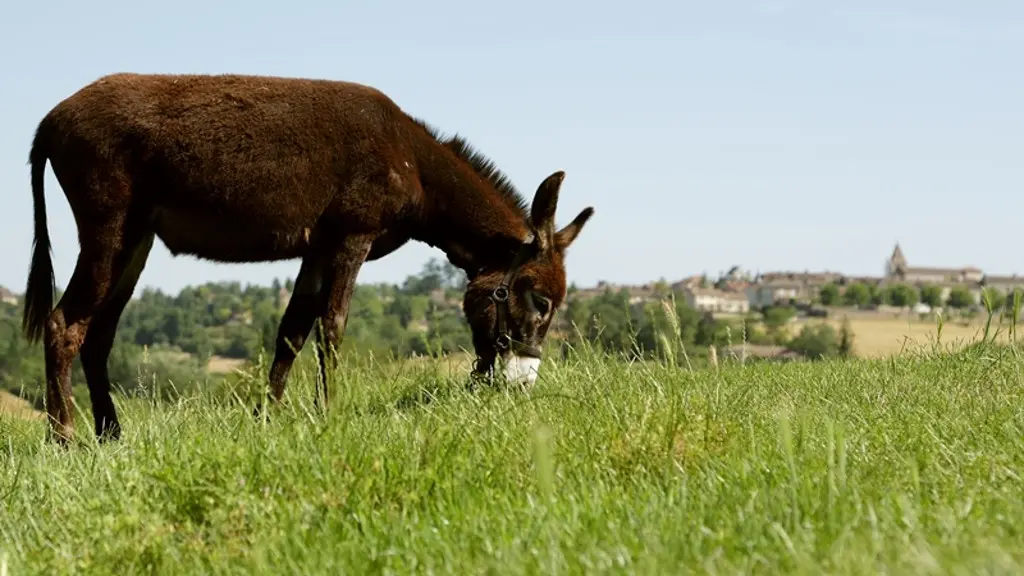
[463,171,594,386]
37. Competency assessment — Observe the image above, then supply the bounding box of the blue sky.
[1,0,1021,295]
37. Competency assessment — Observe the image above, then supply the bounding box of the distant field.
[0,390,43,421]
[2,343,1023,573]
[790,313,1019,358]
[206,355,248,374]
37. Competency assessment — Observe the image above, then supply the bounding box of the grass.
[1,338,1023,574]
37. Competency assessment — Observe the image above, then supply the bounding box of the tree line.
[1,260,873,409]
[817,280,1019,313]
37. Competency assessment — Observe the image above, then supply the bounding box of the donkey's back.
[37,73,421,262]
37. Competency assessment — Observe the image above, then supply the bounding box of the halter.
[488,233,544,360]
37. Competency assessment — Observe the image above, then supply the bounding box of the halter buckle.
[495,333,511,350]
[492,285,510,302]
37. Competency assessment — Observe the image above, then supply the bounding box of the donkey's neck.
[409,132,531,275]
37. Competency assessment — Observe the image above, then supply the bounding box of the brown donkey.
[22,73,593,444]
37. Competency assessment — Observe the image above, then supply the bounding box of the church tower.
[885,243,907,278]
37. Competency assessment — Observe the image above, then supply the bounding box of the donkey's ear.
[531,171,565,250]
[555,207,594,251]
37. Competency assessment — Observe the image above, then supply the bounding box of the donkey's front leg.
[314,234,375,410]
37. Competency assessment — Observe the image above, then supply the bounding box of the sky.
[1,0,1021,296]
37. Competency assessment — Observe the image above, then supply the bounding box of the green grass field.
[2,341,1023,574]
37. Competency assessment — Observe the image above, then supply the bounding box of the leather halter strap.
[490,234,543,359]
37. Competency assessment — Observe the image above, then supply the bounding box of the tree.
[919,284,944,308]
[787,324,839,360]
[869,284,886,306]
[652,279,671,299]
[947,286,974,309]
[762,306,796,330]
[1009,289,1024,318]
[386,294,429,328]
[437,259,468,291]
[843,283,872,308]
[672,301,703,346]
[694,313,729,347]
[819,283,841,306]
[160,309,183,343]
[886,284,918,308]
[981,287,1007,312]
[838,316,854,358]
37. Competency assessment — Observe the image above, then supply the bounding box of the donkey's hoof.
[96,422,122,444]
[252,402,271,423]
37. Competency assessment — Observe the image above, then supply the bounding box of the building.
[570,281,668,305]
[671,275,705,292]
[745,281,800,308]
[982,274,1024,296]
[885,243,983,286]
[758,271,845,286]
[883,243,985,304]
[560,242,1017,314]
[682,287,750,315]
[839,276,883,288]
[0,286,16,306]
[744,270,842,307]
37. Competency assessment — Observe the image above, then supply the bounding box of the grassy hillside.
[2,342,1023,574]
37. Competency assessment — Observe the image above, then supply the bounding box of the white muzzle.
[501,354,541,386]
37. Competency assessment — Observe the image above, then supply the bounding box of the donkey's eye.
[532,293,551,316]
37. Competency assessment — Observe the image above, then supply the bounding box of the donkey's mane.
[410,117,530,220]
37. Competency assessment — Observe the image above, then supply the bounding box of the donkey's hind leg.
[44,209,151,445]
[79,231,155,441]
[263,255,326,407]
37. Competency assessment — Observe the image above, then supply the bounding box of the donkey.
[21,73,593,444]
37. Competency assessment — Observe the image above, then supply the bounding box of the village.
[568,243,1024,319]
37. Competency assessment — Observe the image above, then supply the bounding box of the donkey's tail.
[22,116,55,344]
